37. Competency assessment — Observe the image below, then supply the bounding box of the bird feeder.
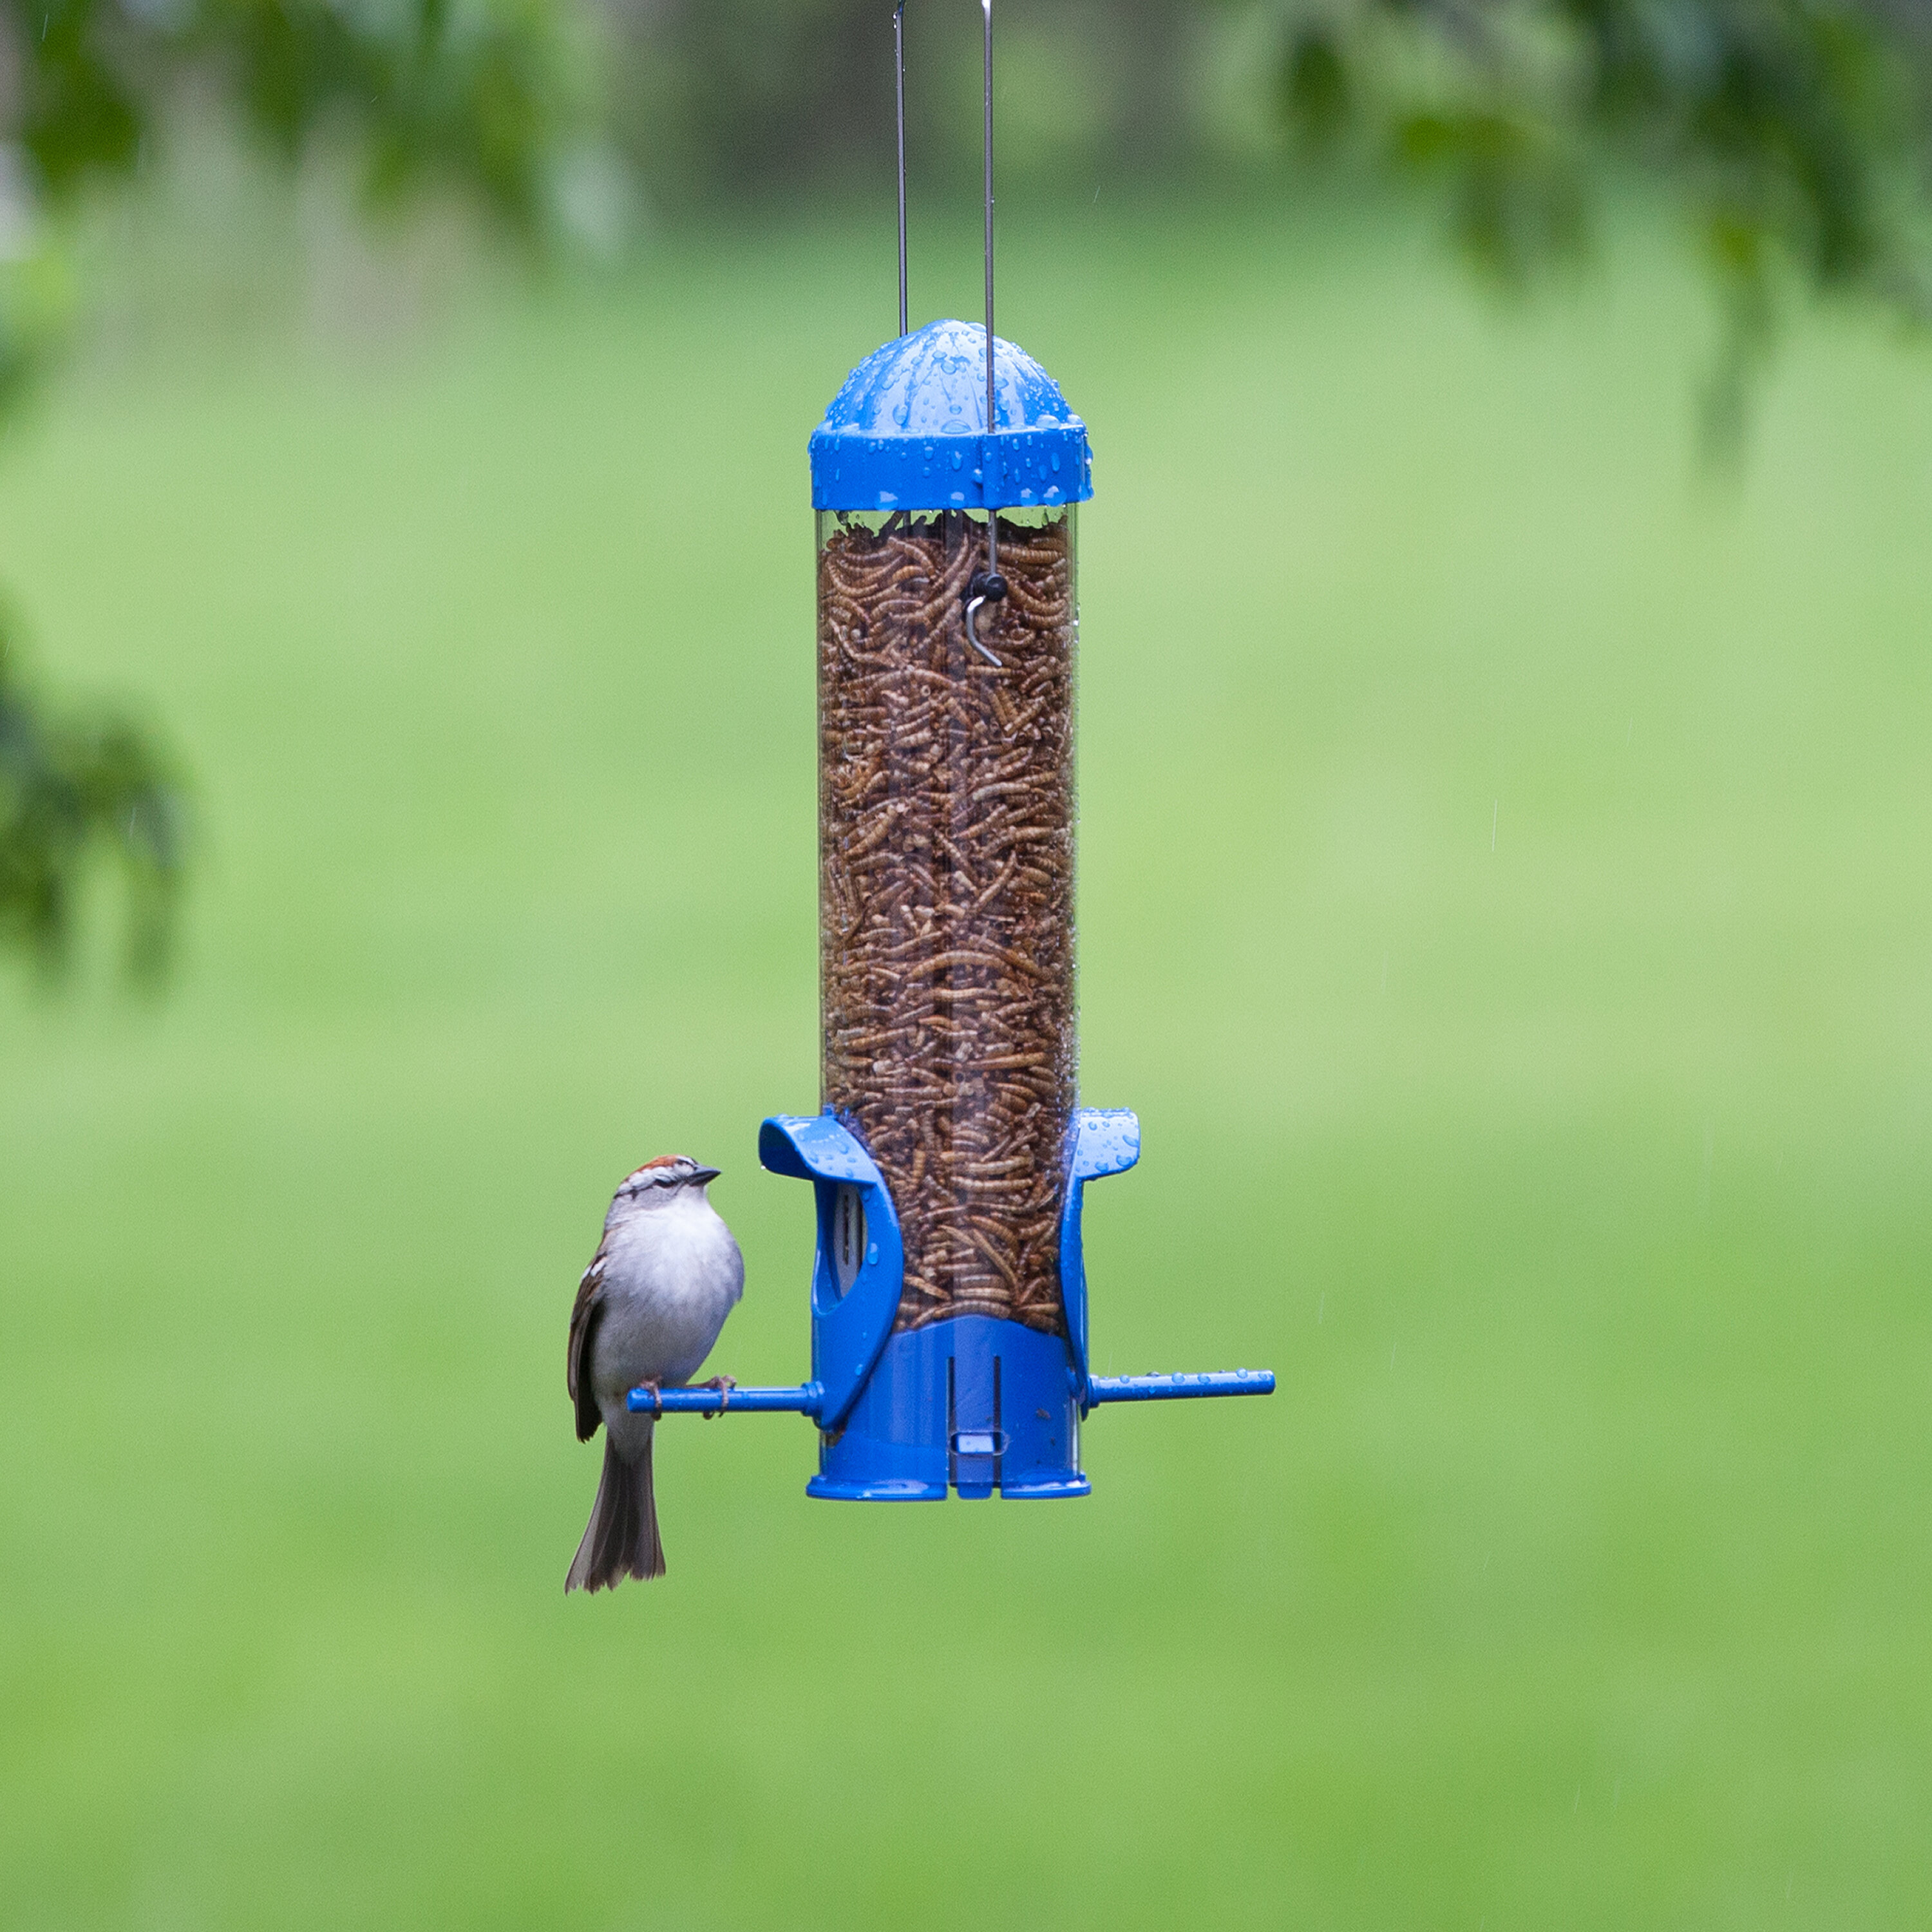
[629,0,1272,1495]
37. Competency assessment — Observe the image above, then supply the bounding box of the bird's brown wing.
[567,1247,608,1443]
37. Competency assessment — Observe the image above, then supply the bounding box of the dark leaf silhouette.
[0,621,184,984]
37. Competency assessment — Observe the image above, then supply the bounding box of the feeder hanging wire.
[894,0,1007,665]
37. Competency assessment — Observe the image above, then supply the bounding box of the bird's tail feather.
[565,1431,665,1591]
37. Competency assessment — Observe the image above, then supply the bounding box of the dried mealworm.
[820,509,1076,1333]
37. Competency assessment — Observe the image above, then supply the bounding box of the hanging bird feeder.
[629,0,1273,1495]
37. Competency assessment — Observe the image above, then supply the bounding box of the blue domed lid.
[810,318,1094,513]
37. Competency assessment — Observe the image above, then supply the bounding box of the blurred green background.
[6,180,1932,1926]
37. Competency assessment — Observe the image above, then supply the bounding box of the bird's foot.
[699,1374,737,1419]
[635,1378,663,1413]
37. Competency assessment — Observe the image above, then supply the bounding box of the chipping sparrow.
[566,1155,744,1591]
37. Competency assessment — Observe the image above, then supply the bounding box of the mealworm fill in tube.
[817,505,1077,1334]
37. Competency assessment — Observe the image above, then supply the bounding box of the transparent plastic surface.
[817,506,1077,1333]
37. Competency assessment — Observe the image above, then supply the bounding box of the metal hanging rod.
[894,0,909,338]
[893,0,1007,664]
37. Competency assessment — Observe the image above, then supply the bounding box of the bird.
[566,1155,744,1591]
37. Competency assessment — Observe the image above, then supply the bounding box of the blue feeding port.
[625,314,1273,1495]
[623,1102,1274,1499]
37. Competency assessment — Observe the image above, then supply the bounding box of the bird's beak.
[688,1166,722,1185]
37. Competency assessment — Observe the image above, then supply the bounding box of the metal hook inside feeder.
[963,568,1006,665]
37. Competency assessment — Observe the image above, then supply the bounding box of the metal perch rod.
[1085,1372,1276,1403]
[627,1369,1276,1417]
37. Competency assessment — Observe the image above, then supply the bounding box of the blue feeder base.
[618,1108,1273,1498]
[810,1315,1088,1501]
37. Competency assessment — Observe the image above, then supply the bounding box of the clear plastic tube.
[817,504,1077,1332]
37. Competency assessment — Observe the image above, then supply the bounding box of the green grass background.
[4,195,1931,1927]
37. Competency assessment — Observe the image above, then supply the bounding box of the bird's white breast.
[591,1191,744,1405]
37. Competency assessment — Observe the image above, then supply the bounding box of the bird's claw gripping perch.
[699,1374,737,1419]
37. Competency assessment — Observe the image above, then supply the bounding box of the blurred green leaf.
[1283,24,1356,153]
[1273,0,1932,435]
[0,617,185,984]
[0,0,580,980]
